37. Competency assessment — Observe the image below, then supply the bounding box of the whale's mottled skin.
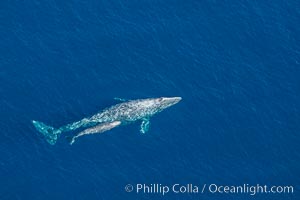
[32,97,181,145]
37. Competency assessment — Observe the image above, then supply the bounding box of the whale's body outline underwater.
[32,97,182,145]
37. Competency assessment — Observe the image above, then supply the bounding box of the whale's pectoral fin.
[113,97,128,102]
[140,118,150,134]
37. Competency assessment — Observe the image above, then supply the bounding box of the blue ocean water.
[0,0,299,199]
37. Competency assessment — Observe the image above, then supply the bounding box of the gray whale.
[32,97,181,145]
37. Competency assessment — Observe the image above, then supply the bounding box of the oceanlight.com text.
[125,183,294,196]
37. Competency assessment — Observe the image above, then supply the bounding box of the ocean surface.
[0,0,299,199]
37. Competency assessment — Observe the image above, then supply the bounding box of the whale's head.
[136,97,182,116]
[154,97,182,110]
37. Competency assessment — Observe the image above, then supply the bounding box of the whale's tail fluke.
[32,120,62,145]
